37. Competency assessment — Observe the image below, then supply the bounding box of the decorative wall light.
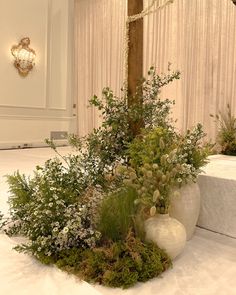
[11,37,36,77]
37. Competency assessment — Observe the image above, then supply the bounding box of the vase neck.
[157,213,169,219]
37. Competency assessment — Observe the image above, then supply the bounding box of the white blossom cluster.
[4,159,103,258]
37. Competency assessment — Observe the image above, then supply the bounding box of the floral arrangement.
[0,67,210,288]
[210,104,236,155]
[118,123,209,215]
[5,162,102,259]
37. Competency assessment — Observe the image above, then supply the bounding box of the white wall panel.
[0,0,76,148]
[0,117,76,149]
[0,0,48,108]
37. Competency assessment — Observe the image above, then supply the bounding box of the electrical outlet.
[50,131,68,140]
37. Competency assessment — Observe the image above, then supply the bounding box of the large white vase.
[169,182,201,240]
[144,214,186,259]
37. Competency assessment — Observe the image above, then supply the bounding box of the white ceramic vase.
[169,182,201,241]
[144,213,186,259]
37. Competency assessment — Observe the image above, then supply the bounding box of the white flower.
[152,163,158,169]
[49,203,53,207]
[187,139,191,144]
[177,178,182,183]
[62,227,69,234]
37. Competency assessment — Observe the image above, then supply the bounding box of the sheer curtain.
[144,0,236,140]
[75,0,236,140]
[75,0,127,136]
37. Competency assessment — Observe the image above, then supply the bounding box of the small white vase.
[144,213,186,259]
[169,182,201,240]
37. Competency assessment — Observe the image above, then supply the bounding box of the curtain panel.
[75,0,236,140]
[75,0,127,136]
[144,0,236,140]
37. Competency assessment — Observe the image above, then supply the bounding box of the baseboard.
[0,139,68,150]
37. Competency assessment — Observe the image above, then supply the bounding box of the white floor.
[0,147,236,295]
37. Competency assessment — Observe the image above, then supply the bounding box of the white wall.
[0,0,76,149]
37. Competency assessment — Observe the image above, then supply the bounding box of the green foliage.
[53,233,172,289]
[211,104,236,155]
[4,160,102,257]
[178,123,210,169]
[124,124,210,214]
[7,172,33,217]
[68,67,180,171]
[128,127,177,169]
[139,65,180,129]
[0,211,7,230]
[97,187,139,241]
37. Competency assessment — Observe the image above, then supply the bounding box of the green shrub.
[125,124,210,215]
[97,187,138,242]
[211,104,236,155]
[128,127,177,169]
[4,160,102,257]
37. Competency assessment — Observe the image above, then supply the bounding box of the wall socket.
[50,131,68,140]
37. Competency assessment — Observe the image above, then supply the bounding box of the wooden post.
[128,0,143,136]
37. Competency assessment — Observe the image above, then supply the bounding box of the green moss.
[53,233,172,289]
[103,264,139,289]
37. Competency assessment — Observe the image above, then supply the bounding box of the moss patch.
[46,232,172,289]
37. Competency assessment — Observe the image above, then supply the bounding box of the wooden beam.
[128,0,143,98]
[128,0,143,136]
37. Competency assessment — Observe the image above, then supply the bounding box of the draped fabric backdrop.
[75,0,127,136]
[75,0,236,140]
[144,0,236,140]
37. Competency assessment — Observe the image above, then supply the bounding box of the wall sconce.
[11,37,36,77]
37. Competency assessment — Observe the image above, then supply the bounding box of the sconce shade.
[11,37,36,76]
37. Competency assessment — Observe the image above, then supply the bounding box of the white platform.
[197,155,236,238]
[0,148,236,295]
